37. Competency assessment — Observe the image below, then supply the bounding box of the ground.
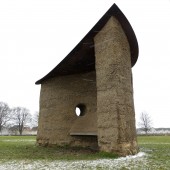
[0,136,170,169]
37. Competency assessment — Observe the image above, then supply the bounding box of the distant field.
[0,136,170,169]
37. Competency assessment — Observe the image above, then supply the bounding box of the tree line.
[0,101,38,135]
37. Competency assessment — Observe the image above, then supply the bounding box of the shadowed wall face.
[94,17,138,155]
[37,71,98,148]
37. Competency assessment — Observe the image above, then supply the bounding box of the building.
[36,4,139,156]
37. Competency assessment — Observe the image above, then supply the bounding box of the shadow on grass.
[0,136,117,161]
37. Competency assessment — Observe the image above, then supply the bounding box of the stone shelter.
[36,4,139,156]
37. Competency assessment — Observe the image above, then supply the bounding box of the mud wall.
[94,17,138,155]
[37,71,98,148]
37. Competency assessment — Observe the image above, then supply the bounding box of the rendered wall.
[94,17,138,156]
[37,71,98,148]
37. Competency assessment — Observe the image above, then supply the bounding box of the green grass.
[138,136,170,169]
[0,135,170,169]
[0,136,117,161]
[138,135,170,144]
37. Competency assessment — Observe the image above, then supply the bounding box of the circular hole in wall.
[75,104,86,116]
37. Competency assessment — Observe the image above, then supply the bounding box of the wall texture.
[37,71,98,148]
[94,17,138,156]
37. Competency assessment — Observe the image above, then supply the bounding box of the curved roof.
[36,3,139,85]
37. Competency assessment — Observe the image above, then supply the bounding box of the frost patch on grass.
[0,152,148,170]
[116,152,146,160]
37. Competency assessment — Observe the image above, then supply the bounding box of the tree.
[138,112,152,135]
[12,107,31,135]
[0,102,12,133]
[31,111,39,127]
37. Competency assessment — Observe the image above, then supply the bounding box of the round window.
[75,104,86,116]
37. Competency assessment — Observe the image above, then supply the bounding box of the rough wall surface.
[37,71,98,148]
[94,17,138,156]
[37,15,138,156]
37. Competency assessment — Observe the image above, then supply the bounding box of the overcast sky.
[0,0,170,128]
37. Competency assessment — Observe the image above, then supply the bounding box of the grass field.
[138,136,170,170]
[0,136,170,169]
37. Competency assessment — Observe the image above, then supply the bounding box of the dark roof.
[36,3,139,85]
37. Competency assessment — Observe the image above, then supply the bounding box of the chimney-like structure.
[94,17,138,155]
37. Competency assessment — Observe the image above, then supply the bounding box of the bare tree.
[0,102,12,133]
[138,112,152,135]
[12,107,31,135]
[32,111,39,127]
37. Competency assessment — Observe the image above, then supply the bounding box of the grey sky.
[0,0,170,127]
